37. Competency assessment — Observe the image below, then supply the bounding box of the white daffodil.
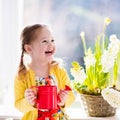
[109,34,117,41]
[108,34,120,57]
[70,67,86,83]
[101,50,115,72]
[84,53,96,69]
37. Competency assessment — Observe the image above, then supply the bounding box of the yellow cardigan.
[14,64,75,120]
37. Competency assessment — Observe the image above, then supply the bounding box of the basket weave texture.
[80,94,116,117]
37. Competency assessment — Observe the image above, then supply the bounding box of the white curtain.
[0,0,23,107]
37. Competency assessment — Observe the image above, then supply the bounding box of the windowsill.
[0,105,22,120]
[66,108,120,120]
[0,105,120,120]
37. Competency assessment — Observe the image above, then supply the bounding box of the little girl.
[14,24,75,120]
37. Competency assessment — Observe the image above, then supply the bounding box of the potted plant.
[70,17,120,117]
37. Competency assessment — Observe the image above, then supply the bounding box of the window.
[0,0,120,119]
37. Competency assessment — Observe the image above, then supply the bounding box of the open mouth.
[45,50,53,54]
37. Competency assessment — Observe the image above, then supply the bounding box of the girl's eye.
[51,39,54,42]
[42,40,47,43]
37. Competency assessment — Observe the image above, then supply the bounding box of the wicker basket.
[80,94,116,117]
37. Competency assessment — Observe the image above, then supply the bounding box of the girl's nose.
[48,41,54,47]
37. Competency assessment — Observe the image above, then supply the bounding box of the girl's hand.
[24,88,37,107]
[57,90,69,107]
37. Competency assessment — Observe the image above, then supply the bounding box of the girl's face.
[25,27,56,63]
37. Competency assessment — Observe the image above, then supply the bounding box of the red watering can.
[37,85,57,110]
[31,85,71,110]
